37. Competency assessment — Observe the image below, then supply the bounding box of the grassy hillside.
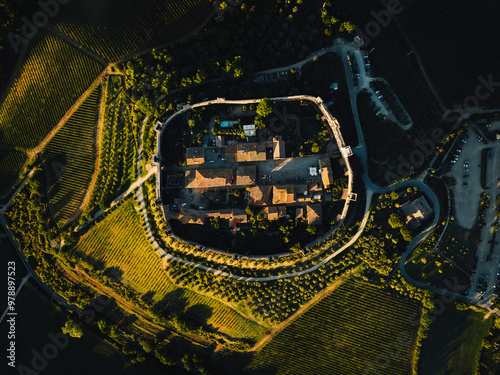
[42,86,101,227]
[0,32,103,150]
[75,199,267,341]
[231,279,421,375]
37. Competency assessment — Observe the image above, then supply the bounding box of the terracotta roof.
[186,147,205,165]
[171,208,204,225]
[306,204,322,225]
[248,186,272,206]
[185,169,233,188]
[319,158,334,188]
[401,196,432,228]
[224,144,237,163]
[171,208,248,225]
[264,206,286,220]
[273,136,286,159]
[236,165,257,186]
[296,207,305,220]
[272,185,295,204]
[206,209,248,223]
[215,135,225,147]
[236,143,266,162]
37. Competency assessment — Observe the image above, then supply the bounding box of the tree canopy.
[256,97,273,118]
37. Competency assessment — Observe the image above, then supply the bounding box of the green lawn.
[418,305,492,375]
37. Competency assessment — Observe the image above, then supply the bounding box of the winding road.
[142,40,446,287]
[1,38,493,314]
[146,39,496,315]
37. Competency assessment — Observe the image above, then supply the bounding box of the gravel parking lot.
[448,129,486,229]
[448,121,500,300]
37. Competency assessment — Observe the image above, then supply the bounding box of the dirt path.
[27,69,109,160]
[57,258,163,331]
[57,259,217,347]
[250,276,347,352]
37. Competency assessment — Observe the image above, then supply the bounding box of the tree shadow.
[141,291,156,303]
[91,258,106,271]
[218,351,279,375]
[182,304,213,326]
[104,266,124,281]
[154,288,188,315]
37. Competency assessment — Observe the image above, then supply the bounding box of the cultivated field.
[242,279,420,375]
[42,86,101,227]
[75,199,266,341]
[0,33,103,150]
[54,0,215,62]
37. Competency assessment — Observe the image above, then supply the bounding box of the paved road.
[76,117,155,232]
[5,38,500,314]
[144,42,444,284]
[0,171,33,213]
[136,116,166,256]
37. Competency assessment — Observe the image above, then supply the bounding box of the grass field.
[237,279,421,375]
[75,199,266,341]
[418,304,492,375]
[54,0,215,62]
[0,32,103,150]
[43,86,101,227]
[0,149,27,196]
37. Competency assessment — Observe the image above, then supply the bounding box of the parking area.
[447,121,500,301]
[448,131,484,229]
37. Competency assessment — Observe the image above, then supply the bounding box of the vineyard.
[42,86,101,227]
[0,32,103,150]
[84,75,140,215]
[0,150,27,197]
[243,279,421,375]
[75,199,266,341]
[54,0,215,62]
